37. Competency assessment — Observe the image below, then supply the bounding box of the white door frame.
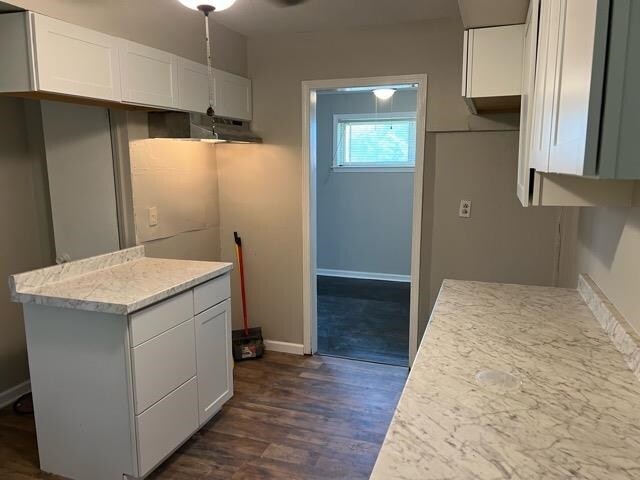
[301,74,428,366]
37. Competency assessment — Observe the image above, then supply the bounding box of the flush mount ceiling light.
[373,88,397,101]
[177,0,237,12]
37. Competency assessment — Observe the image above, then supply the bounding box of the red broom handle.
[234,233,249,335]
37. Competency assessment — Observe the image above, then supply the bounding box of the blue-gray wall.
[316,90,417,276]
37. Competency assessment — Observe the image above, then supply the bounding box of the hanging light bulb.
[373,88,396,101]
[177,0,237,12]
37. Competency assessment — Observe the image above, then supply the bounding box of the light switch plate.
[459,200,472,218]
[148,206,158,227]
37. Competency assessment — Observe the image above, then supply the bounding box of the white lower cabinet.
[195,299,233,425]
[21,273,232,480]
[127,274,232,477]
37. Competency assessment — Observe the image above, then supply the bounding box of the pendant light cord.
[203,10,218,137]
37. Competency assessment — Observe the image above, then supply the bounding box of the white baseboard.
[263,340,305,355]
[0,380,31,410]
[316,268,410,283]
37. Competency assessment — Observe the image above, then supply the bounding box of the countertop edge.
[13,264,233,315]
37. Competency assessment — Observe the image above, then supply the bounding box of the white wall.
[316,90,416,276]
[0,97,54,394]
[124,114,223,263]
[576,185,640,332]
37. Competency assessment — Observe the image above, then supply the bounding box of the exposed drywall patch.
[130,139,219,244]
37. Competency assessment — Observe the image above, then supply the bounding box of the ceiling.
[214,0,460,36]
[457,0,529,28]
[0,0,20,12]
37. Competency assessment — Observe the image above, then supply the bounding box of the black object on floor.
[317,275,410,367]
[13,393,33,415]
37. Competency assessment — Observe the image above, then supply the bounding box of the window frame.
[332,111,417,172]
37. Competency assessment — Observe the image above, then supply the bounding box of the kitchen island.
[371,278,640,479]
[9,246,234,480]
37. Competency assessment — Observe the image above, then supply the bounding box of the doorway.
[302,75,428,367]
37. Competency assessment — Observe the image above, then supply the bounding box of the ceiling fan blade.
[267,0,309,7]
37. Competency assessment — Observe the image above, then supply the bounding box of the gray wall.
[421,131,563,337]
[215,16,565,346]
[40,101,121,262]
[316,90,417,276]
[0,97,54,394]
[576,186,640,332]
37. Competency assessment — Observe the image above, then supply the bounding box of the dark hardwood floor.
[317,275,410,366]
[0,352,407,480]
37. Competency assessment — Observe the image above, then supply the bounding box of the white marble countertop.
[371,279,640,480]
[8,246,232,315]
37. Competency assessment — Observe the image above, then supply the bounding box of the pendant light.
[177,0,237,12]
[373,88,396,101]
[178,0,237,139]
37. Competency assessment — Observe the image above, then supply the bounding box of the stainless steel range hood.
[148,112,262,144]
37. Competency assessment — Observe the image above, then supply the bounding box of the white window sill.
[331,166,415,173]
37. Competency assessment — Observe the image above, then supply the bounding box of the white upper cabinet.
[546,0,607,176]
[0,11,253,119]
[176,59,253,120]
[120,41,179,109]
[528,0,560,173]
[516,0,638,206]
[0,12,121,101]
[177,57,212,114]
[523,0,640,181]
[462,24,525,114]
[517,0,540,207]
[214,69,252,121]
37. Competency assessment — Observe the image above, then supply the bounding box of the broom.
[231,232,264,361]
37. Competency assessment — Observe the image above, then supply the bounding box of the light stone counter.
[371,279,640,480]
[8,246,232,314]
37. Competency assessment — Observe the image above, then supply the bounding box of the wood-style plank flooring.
[0,352,407,479]
[317,276,410,366]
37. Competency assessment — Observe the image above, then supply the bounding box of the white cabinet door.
[120,41,178,109]
[547,0,607,175]
[31,13,121,101]
[529,0,561,172]
[194,299,233,425]
[177,57,212,114]
[517,0,540,206]
[214,69,252,120]
[466,24,525,98]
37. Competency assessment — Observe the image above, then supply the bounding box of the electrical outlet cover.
[148,206,158,226]
[459,200,472,218]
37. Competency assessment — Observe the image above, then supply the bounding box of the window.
[334,113,417,170]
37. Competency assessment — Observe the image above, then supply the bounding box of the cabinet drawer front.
[194,274,230,315]
[130,290,194,347]
[131,319,196,414]
[135,377,198,477]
